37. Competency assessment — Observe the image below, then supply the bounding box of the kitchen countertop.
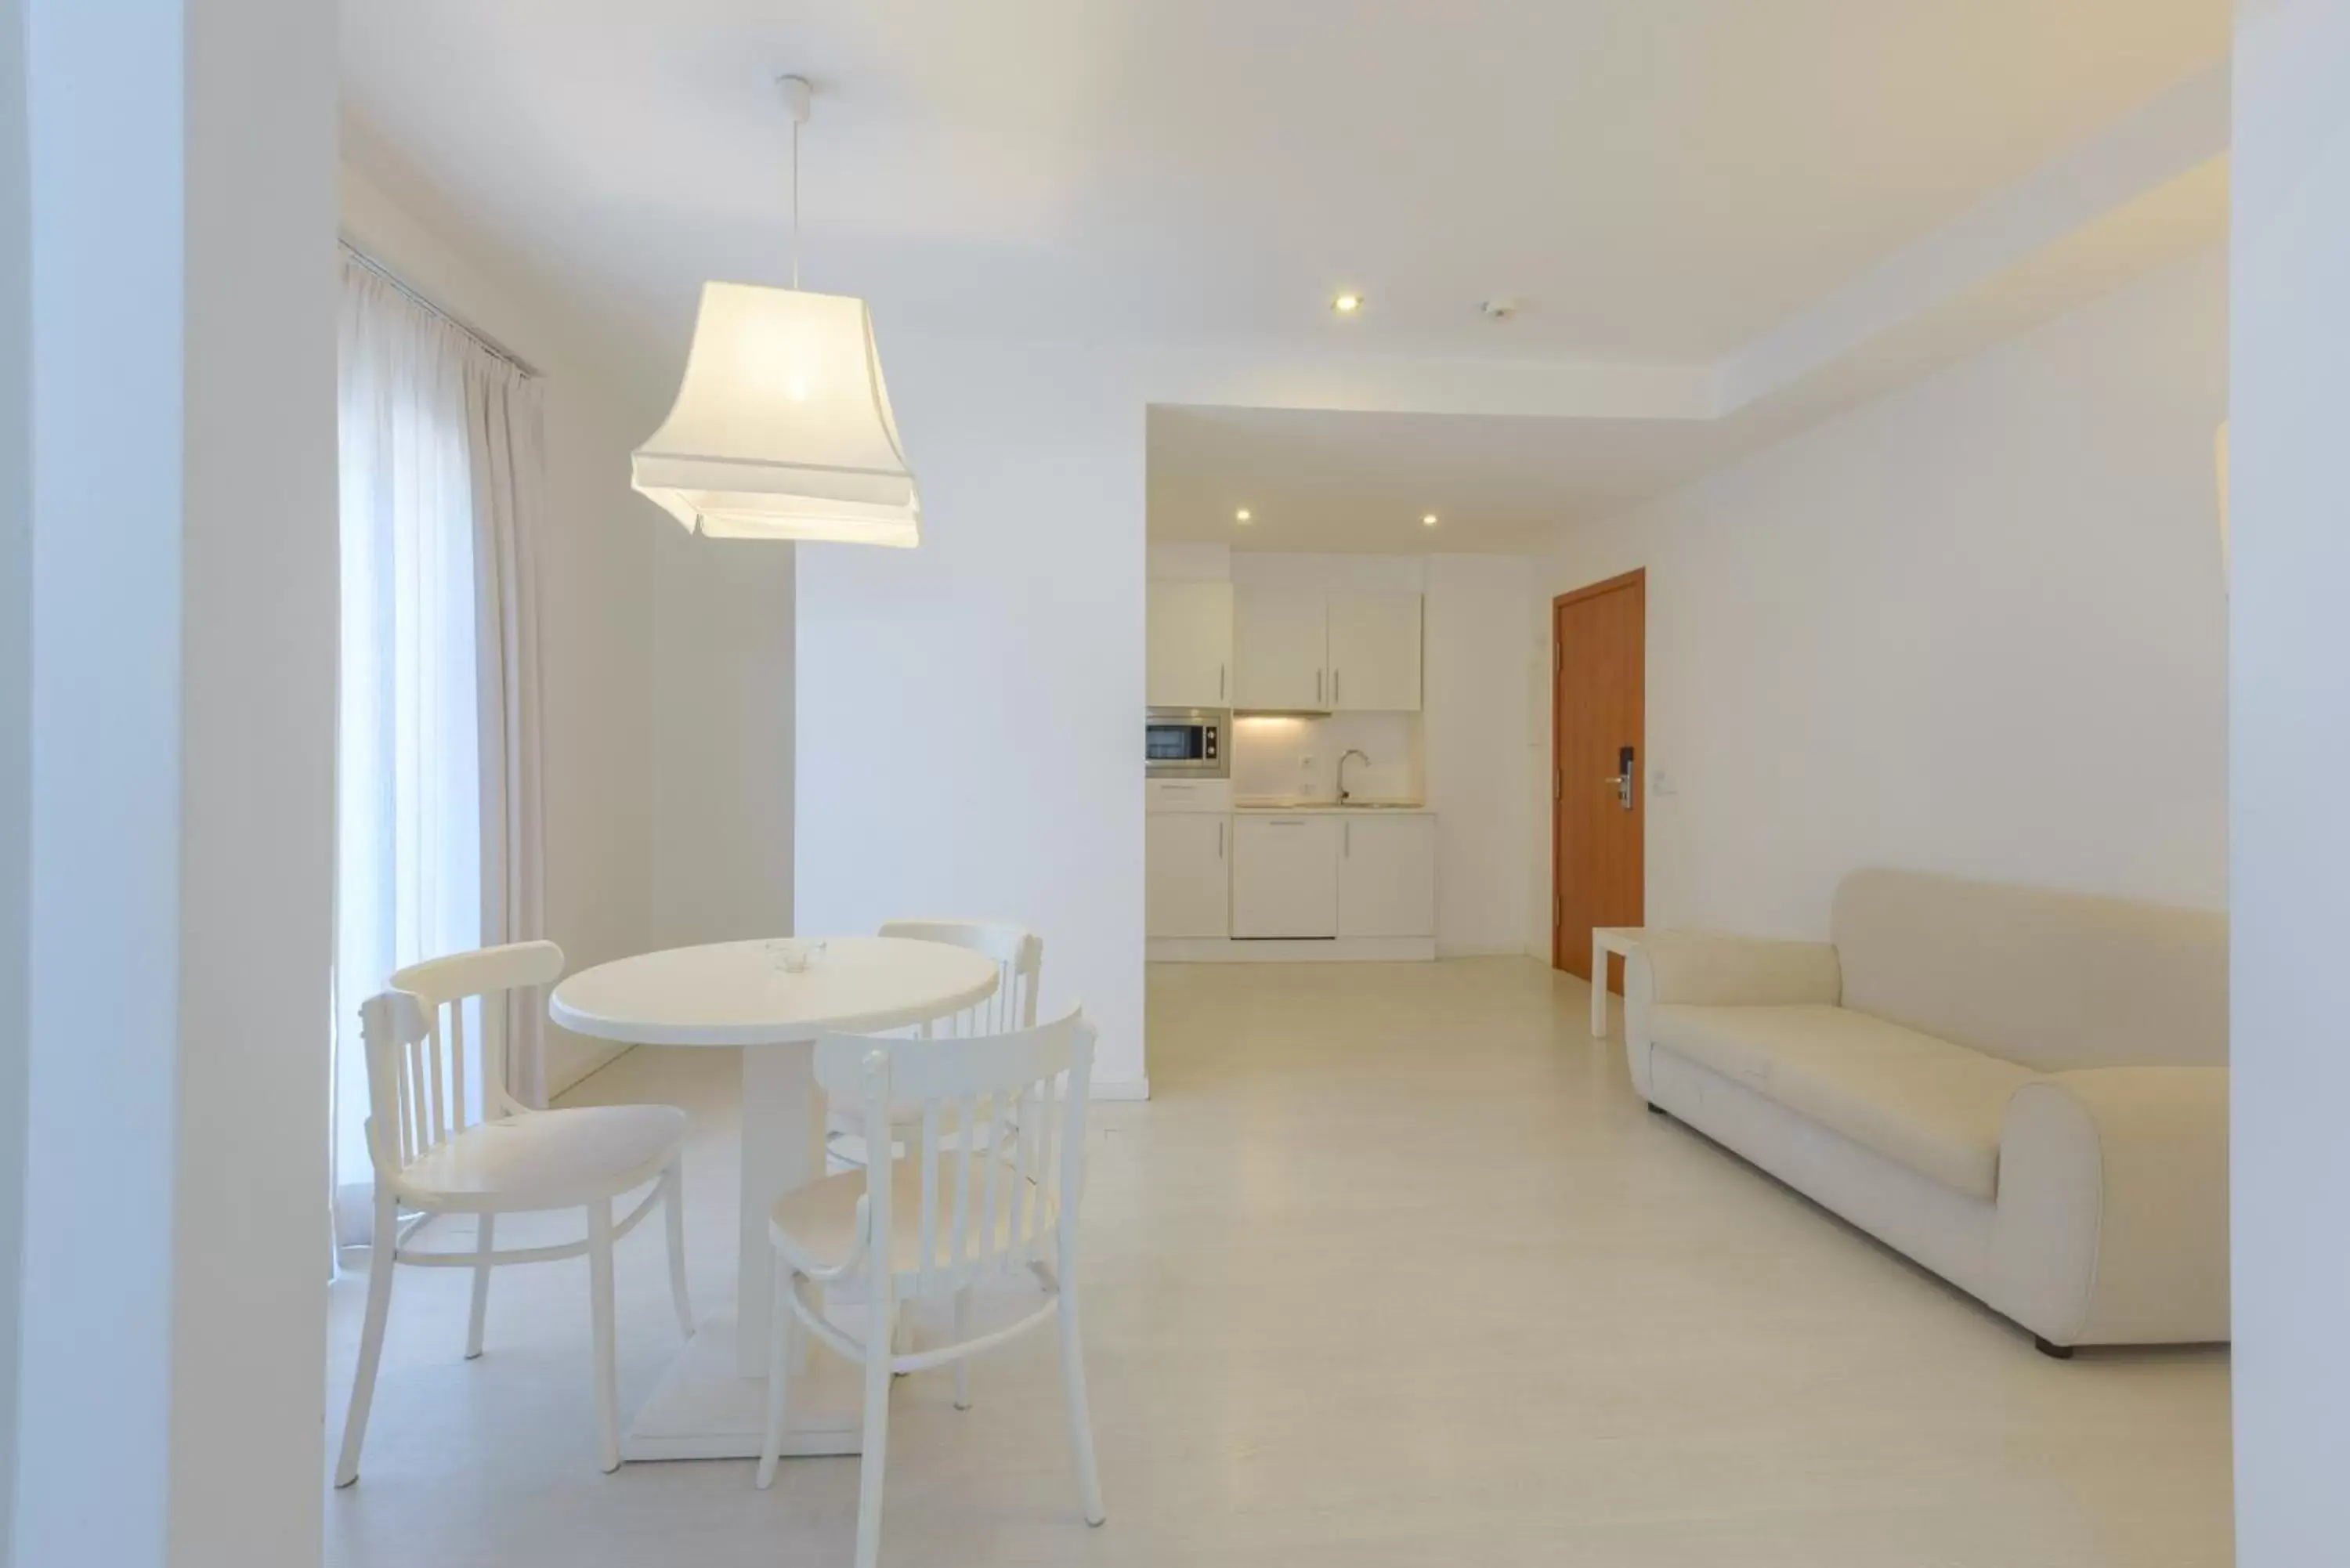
[1232,800,1434,815]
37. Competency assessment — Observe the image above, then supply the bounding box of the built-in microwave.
[1145,708,1228,779]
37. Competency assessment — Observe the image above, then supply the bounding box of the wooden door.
[1552,571,1645,985]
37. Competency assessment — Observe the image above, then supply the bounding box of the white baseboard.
[1091,1078,1152,1101]
[1148,937,1436,963]
[1434,943,1535,959]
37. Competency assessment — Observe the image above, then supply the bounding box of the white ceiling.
[341,0,2228,370]
[1148,405,1755,554]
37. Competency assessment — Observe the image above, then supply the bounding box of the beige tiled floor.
[324,957,2232,1566]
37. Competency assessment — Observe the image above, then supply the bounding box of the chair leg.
[952,1286,974,1410]
[334,1190,401,1488]
[663,1159,694,1339]
[892,1299,916,1372]
[852,1299,896,1568]
[586,1198,620,1473]
[757,1252,794,1490]
[1054,1288,1106,1526]
[465,1212,495,1360]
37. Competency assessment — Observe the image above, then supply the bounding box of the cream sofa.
[1624,869,2228,1355]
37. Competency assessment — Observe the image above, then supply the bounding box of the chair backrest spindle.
[359,940,566,1183]
[814,1007,1097,1295]
[875,920,1042,1040]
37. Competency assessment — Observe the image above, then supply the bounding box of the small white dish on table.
[549,934,1000,1463]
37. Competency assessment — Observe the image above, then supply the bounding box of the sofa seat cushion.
[1646,1003,2038,1200]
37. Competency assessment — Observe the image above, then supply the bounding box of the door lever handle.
[1607,744,1636,811]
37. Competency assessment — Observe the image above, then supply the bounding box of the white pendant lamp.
[632,75,920,547]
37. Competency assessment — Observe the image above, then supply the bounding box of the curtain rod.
[339,240,544,381]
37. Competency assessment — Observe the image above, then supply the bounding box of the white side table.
[1590,926,1645,1037]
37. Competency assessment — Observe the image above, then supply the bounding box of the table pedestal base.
[621,1312,863,1462]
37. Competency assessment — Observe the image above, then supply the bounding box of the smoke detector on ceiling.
[1480,297,1524,320]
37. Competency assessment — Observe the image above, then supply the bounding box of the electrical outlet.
[1652,769,1676,797]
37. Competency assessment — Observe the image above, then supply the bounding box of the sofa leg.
[2034,1336,2075,1360]
[1646,1102,1667,1116]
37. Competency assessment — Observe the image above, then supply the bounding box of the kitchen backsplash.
[1230,712,1423,802]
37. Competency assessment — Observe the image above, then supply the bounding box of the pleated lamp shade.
[631,282,920,547]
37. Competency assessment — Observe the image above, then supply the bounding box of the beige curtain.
[461,356,550,1107]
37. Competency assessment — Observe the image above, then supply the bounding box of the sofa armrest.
[1991,1067,2229,1347]
[1623,934,1841,1101]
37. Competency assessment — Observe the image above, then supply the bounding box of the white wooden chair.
[825,919,1042,1169]
[334,941,693,1486]
[757,1006,1107,1568]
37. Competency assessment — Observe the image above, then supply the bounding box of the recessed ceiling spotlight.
[1332,293,1363,315]
[1422,513,1439,527]
[1235,508,1253,523]
[1480,297,1523,320]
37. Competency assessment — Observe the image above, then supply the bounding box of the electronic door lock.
[1603,744,1635,811]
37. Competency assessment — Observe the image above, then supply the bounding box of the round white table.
[551,935,1000,1462]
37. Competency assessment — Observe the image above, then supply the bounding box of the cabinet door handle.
[1343,820,1351,856]
[1218,821,1225,858]
[1333,669,1341,706]
[1219,663,1226,701]
[1316,669,1323,704]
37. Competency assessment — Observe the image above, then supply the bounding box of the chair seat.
[771,1157,1057,1281]
[397,1104,689,1212]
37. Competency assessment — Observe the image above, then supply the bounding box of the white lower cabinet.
[1230,816,1341,938]
[1144,813,1231,938]
[1337,814,1437,938]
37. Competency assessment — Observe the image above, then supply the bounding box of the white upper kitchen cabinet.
[1326,592,1423,712]
[1145,812,1231,938]
[1147,580,1235,709]
[1230,815,1341,937]
[1233,587,1329,711]
[1337,813,1437,938]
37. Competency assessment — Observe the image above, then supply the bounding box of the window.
[331,255,544,1236]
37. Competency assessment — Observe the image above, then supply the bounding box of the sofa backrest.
[1829,869,2227,1072]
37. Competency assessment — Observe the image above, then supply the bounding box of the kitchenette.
[1147,551,1443,960]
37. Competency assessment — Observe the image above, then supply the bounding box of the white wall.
[16,4,338,1564]
[1532,244,2229,945]
[0,0,24,1549]
[797,341,1149,1092]
[650,527,794,947]
[1423,555,1535,955]
[339,168,663,1095]
[2229,4,2350,1559]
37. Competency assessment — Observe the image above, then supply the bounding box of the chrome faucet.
[1337,748,1371,803]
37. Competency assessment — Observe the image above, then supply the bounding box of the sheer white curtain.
[332,258,548,1234]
